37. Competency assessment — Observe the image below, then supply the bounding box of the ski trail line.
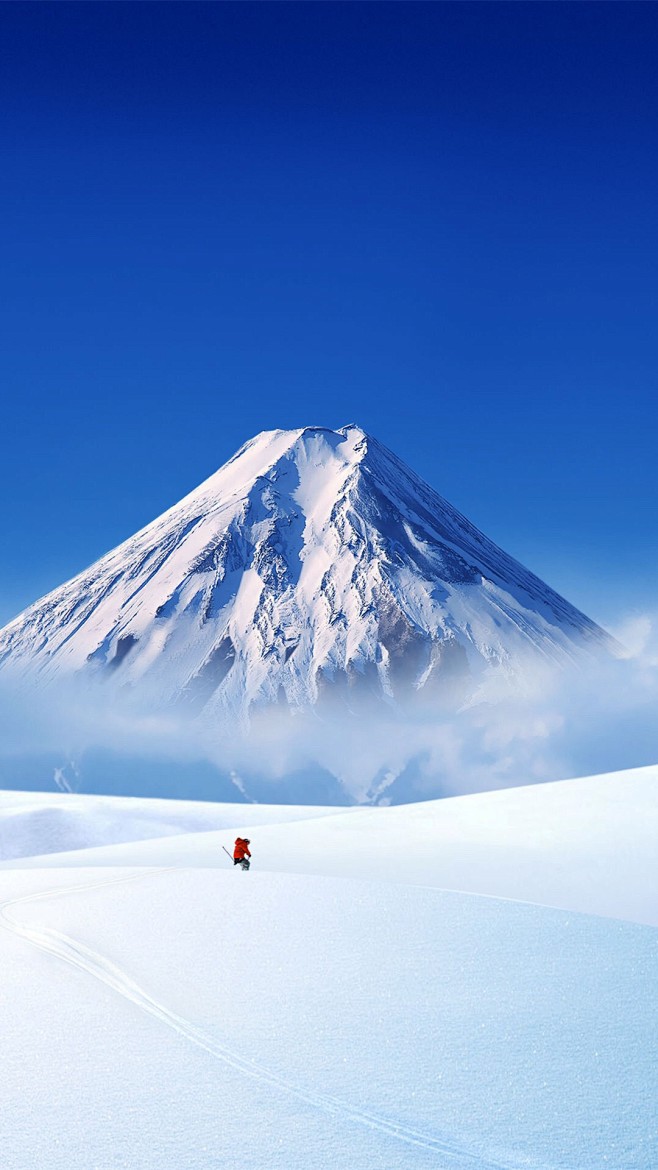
[1,868,516,1170]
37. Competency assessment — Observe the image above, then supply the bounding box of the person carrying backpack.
[233,837,251,870]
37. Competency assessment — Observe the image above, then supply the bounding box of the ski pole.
[222,846,234,864]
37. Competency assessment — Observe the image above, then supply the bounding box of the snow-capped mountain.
[0,425,612,717]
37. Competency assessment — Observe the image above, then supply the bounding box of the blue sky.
[1,2,657,630]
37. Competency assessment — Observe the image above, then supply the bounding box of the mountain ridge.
[0,424,613,718]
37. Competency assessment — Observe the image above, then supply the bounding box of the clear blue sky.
[1,2,657,630]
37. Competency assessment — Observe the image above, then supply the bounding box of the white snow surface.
[0,426,612,717]
[0,789,337,862]
[1,767,656,1169]
[4,763,657,926]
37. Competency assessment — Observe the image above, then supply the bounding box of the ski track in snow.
[0,868,525,1170]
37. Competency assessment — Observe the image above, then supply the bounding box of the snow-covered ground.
[0,788,337,862]
[4,764,657,925]
[1,766,656,1168]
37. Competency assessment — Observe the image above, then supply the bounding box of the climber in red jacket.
[233,838,251,869]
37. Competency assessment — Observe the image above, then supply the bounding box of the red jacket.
[234,838,251,860]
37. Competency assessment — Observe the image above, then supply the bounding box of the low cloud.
[1,609,658,803]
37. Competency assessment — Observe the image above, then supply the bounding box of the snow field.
[1,767,656,1168]
[0,789,338,862]
[1,865,656,1170]
[6,764,657,927]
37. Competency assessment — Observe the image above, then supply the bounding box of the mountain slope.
[0,425,612,716]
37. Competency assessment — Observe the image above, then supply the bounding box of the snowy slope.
[2,769,656,1169]
[1,864,655,1169]
[0,789,338,861]
[0,426,613,718]
[5,763,658,926]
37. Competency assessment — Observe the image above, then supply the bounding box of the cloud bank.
[1,611,657,804]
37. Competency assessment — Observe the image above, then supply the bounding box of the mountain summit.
[0,425,611,717]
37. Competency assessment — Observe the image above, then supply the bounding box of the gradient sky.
[1,2,657,631]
